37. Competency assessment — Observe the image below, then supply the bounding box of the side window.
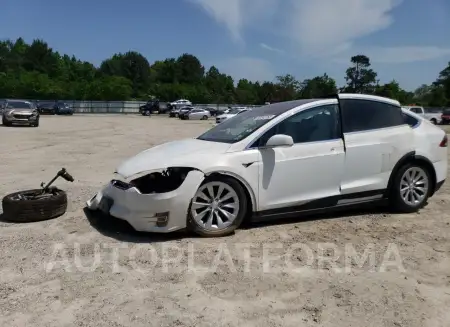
[402,112,419,127]
[410,107,422,113]
[341,99,404,133]
[252,104,340,147]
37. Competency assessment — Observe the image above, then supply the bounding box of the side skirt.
[251,189,388,222]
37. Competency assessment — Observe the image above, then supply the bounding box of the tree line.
[0,38,449,106]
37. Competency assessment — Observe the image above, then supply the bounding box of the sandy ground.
[0,114,449,327]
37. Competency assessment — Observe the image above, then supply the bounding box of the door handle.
[330,148,336,152]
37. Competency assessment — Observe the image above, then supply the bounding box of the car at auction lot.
[215,107,250,124]
[402,106,441,125]
[183,108,211,120]
[2,99,40,127]
[167,99,192,111]
[87,94,447,237]
[37,101,74,115]
[441,108,450,124]
[177,106,195,119]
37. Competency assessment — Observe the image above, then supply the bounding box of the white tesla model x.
[87,94,447,237]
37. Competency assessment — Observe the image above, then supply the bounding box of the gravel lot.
[1,115,450,327]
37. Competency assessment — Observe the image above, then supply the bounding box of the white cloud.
[333,46,450,64]
[215,57,275,83]
[187,0,403,55]
[260,43,284,54]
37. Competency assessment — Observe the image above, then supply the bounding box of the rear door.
[339,96,414,195]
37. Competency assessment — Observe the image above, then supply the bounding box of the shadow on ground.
[83,203,395,243]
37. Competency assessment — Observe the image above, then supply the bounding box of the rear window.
[402,112,419,127]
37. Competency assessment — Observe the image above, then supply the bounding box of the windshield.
[7,101,32,109]
[198,110,277,143]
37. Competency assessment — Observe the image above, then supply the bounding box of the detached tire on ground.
[2,188,68,222]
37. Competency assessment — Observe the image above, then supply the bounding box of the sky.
[1,0,450,91]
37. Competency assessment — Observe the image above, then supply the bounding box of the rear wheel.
[390,163,431,213]
[430,118,437,125]
[187,176,248,237]
[202,115,208,120]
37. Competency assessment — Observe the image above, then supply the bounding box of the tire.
[202,115,208,120]
[430,118,437,125]
[389,163,431,213]
[187,175,248,237]
[32,118,39,127]
[2,188,68,222]
[144,110,151,116]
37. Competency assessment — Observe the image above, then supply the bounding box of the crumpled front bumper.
[86,170,204,233]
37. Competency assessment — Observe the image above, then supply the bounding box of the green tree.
[344,55,377,94]
[300,73,337,98]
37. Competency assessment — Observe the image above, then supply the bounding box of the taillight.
[439,135,448,147]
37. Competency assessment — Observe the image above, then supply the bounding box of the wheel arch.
[386,151,437,196]
[205,171,257,217]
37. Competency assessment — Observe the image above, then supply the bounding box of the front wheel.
[430,118,437,125]
[187,176,248,237]
[390,163,431,213]
[202,115,208,120]
[144,110,151,116]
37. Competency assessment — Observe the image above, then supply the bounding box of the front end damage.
[86,167,205,233]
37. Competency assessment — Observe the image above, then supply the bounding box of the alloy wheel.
[190,181,240,231]
[400,166,429,206]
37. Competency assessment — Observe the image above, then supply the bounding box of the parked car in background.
[178,106,195,119]
[139,99,160,116]
[185,108,211,120]
[87,94,447,237]
[37,101,73,115]
[441,108,450,124]
[402,106,441,125]
[205,107,225,117]
[215,107,250,124]
[2,99,40,127]
[167,99,192,111]
[169,108,181,118]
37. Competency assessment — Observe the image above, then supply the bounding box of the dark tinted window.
[252,104,340,147]
[402,112,419,127]
[443,109,450,115]
[341,99,404,133]
[410,107,422,113]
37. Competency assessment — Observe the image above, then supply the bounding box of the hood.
[116,138,231,178]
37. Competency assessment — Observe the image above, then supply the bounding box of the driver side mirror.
[263,134,294,148]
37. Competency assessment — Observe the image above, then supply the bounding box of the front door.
[252,104,345,213]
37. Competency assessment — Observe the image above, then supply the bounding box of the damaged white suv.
[87,94,447,237]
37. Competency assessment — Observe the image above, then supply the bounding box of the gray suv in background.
[1,99,40,127]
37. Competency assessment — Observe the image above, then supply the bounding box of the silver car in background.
[187,108,211,120]
[215,107,250,124]
[2,100,40,127]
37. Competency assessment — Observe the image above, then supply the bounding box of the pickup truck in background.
[402,106,442,125]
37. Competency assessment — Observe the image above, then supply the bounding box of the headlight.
[5,110,13,116]
[31,110,38,116]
